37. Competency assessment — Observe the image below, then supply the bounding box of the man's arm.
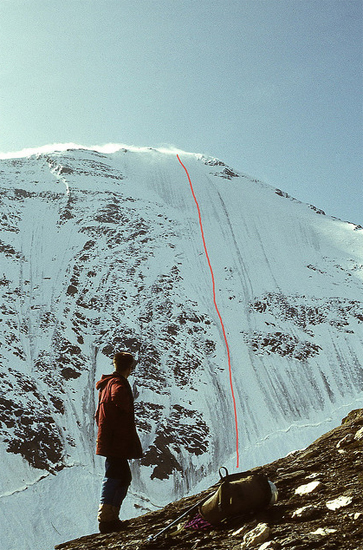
[110,380,131,414]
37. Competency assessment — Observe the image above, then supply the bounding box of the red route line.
[176,154,240,469]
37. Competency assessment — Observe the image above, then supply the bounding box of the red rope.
[176,154,240,468]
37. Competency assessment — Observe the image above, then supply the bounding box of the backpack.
[200,468,277,525]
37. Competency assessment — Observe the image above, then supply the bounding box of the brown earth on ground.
[55,409,363,550]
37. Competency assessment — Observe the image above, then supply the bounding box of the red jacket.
[95,372,142,459]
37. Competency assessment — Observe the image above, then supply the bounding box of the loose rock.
[326,495,353,510]
[294,481,322,496]
[291,505,322,520]
[242,523,271,549]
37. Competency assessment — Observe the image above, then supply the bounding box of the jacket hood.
[96,372,123,391]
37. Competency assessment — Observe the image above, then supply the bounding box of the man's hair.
[113,351,134,373]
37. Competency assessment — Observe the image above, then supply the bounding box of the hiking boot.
[99,519,129,534]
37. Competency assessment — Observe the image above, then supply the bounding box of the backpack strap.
[218,467,229,481]
[218,467,231,512]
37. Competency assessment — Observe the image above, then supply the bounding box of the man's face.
[124,366,133,378]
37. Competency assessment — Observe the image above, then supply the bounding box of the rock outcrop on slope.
[55,409,363,550]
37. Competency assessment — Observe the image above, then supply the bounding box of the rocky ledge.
[56,409,363,550]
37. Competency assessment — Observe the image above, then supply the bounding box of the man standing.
[95,351,143,534]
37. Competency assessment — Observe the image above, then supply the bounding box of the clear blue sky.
[1,0,362,224]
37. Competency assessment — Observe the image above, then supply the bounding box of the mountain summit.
[0,145,362,550]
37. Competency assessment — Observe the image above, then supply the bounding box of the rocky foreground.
[55,409,363,550]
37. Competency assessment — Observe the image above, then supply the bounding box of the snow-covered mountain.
[0,145,362,550]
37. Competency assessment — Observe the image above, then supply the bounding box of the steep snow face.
[0,146,362,550]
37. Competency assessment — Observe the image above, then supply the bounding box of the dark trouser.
[98,457,132,523]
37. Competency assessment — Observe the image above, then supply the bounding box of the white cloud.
[0,142,195,159]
